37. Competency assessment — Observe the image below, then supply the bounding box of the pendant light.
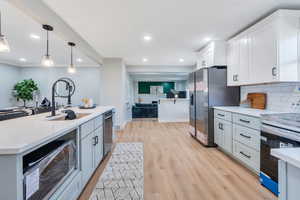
[0,11,10,52]
[67,42,76,74]
[41,24,54,67]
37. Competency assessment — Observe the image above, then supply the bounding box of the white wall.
[0,63,21,109]
[100,58,128,129]
[0,65,101,108]
[21,67,101,107]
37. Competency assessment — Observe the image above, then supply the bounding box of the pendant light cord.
[71,45,73,66]
[46,30,49,56]
[0,11,2,35]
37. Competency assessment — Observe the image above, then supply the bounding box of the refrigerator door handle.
[190,94,194,106]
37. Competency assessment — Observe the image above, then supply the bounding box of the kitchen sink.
[47,113,91,121]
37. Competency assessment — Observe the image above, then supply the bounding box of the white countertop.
[0,106,114,155]
[214,106,280,118]
[271,148,300,168]
[159,98,189,101]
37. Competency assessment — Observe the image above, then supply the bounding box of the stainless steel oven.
[103,111,113,156]
[260,123,300,196]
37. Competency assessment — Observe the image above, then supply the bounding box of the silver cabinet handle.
[233,74,239,82]
[240,151,251,159]
[217,113,225,117]
[93,136,97,146]
[239,119,250,124]
[240,133,251,139]
[95,136,99,144]
[93,136,98,146]
[272,67,277,76]
[218,123,224,130]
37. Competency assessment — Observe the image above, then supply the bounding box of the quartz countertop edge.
[271,148,300,169]
[0,106,115,155]
[213,106,280,118]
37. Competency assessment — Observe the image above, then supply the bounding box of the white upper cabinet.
[227,40,240,86]
[249,21,278,84]
[227,10,300,86]
[196,41,227,69]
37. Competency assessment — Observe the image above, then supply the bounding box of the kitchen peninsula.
[0,106,114,200]
[158,98,189,122]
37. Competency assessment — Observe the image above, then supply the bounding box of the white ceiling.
[0,0,98,67]
[42,0,300,66]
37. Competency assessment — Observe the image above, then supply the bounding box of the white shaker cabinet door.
[238,35,250,85]
[227,41,240,86]
[214,118,224,147]
[94,126,104,168]
[221,119,233,154]
[249,22,278,84]
[81,133,95,186]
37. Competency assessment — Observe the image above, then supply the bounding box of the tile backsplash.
[241,82,300,112]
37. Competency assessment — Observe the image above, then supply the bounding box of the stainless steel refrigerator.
[189,66,240,147]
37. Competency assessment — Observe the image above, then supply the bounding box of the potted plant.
[13,79,39,108]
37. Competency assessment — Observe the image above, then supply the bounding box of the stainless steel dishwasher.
[103,111,113,156]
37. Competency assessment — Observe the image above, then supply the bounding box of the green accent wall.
[138,82,175,94]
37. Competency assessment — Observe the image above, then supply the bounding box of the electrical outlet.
[293,86,300,93]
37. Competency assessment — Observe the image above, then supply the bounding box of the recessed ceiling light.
[76,58,83,62]
[204,37,211,42]
[143,35,152,42]
[30,34,40,40]
[179,58,184,63]
[19,58,27,62]
[142,58,148,62]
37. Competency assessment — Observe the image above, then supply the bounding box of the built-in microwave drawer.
[233,141,260,173]
[214,109,232,121]
[81,119,94,139]
[232,113,260,130]
[94,115,103,129]
[233,124,260,151]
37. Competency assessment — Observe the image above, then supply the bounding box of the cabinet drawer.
[94,115,103,129]
[81,119,94,139]
[233,141,260,172]
[58,173,82,200]
[232,113,260,130]
[233,124,260,151]
[215,109,232,121]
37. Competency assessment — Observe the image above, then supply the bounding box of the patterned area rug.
[89,143,144,200]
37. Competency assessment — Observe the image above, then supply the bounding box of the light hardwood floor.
[79,121,277,200]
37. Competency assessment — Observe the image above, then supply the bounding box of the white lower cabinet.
[81,132,95,186]
[81,126,104,187]
[233,141,260,172]
[94,126,104,168]
[233,124,260,150]
[214,109,261,174]
[214,118,232,154]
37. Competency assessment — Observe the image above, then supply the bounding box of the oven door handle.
[104,115,112,120]
[261,124,300,142]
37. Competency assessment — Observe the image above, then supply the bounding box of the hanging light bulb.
[0,11,10,52]
[67,42,76,74]
[41,24,54,67]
